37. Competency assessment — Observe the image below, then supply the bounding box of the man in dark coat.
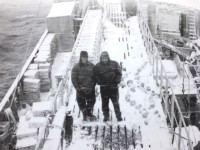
[94,51,122,122]
[194,141,200,150]
[71,51,96,121]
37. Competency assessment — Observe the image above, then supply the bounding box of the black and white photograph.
[0,0,200,149]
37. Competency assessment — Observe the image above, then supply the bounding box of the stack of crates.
[47,2,75,51]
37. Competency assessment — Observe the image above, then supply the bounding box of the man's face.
[81,57,88,64]
[102,57,108,64]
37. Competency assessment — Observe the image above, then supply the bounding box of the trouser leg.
[85,90,96,119]
[77,91,88,120]
[102,96,110,118]
[86,99,96,110]
[110,87,122,120]
[86,98,95,117]
[85,90,96,110]
[100,86,110,119]
[76,91,86,111]
[111,97,122,119]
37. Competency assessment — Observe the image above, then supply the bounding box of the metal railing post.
[178,115,182,150]
[171,95,175,132]
[155,54,159,85]
[148,38,151,55]
[160,65,163,97]
[164,78,169,115]
[152,46,155,75]
[137,7,194,150]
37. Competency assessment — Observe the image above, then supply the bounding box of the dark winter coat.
[94,52,122,87]
[71,61,96,92]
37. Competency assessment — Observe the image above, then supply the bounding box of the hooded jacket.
[71,52,96,91]
[94,51,122,86]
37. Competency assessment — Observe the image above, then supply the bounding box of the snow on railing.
[46,9,103,118]
[137,5,194,150]
[35,9,103,150]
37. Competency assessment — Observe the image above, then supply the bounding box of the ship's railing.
[35,9,103,150]
[137,4,193,150]
[50,9,103,113]
[0,30,48,113]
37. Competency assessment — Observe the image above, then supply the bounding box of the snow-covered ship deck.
[64,15,174,150]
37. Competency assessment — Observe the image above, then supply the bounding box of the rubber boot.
[117,114,123,122]
[117,117,123,122]
[87,109,96,121]
[103,114,110,122]
[82,109,88,121]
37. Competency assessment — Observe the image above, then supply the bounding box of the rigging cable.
[9,0,42,109]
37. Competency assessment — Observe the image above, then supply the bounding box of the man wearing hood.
[71,51,96,121]
[94,51,122,122]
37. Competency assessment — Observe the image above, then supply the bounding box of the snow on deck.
[102,16,173,149]
[52,52,72,88]
[65,16,174,149]
[47,2,75,18]
[15,51,71,149]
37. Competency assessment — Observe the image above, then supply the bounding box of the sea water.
[0,0,53,100]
